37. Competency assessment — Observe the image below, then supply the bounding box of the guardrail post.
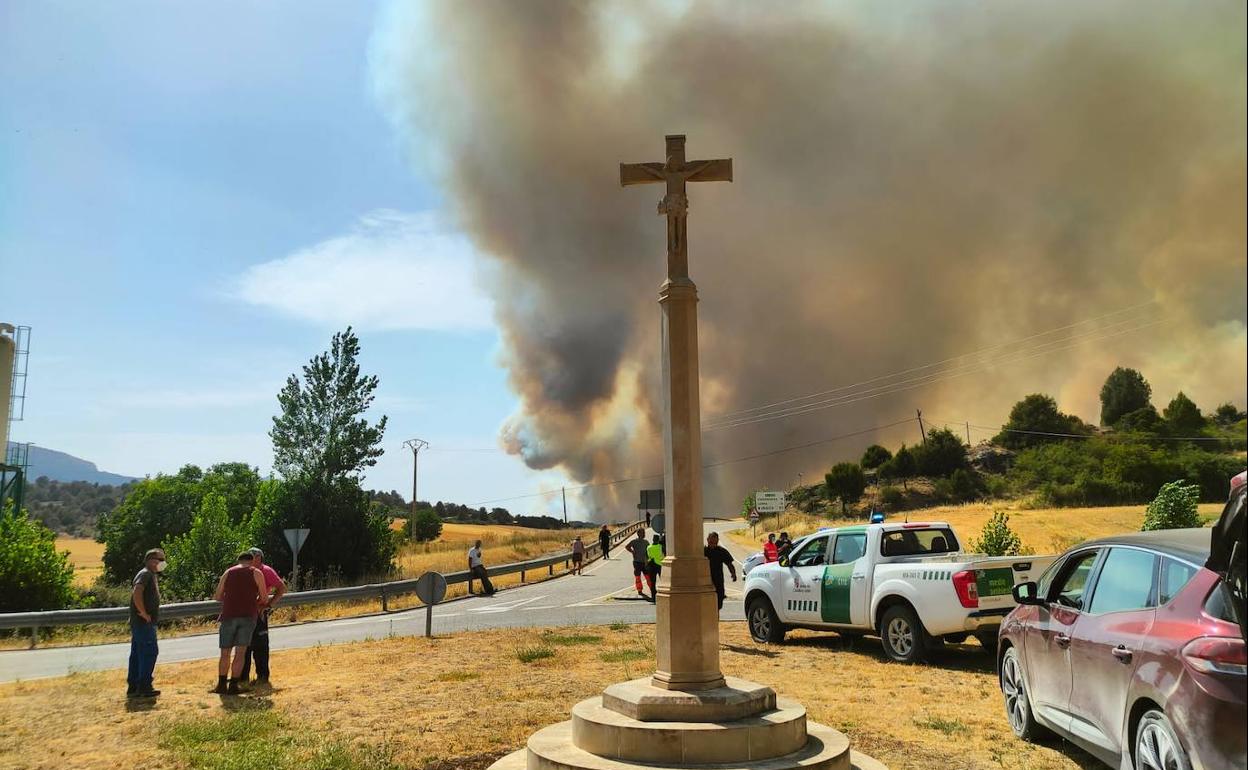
[29,626,38,649]
[520,569,526,583]
[381,586,389,613]
[548,564,553,576]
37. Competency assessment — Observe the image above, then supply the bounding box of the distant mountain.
[5,442,139,485]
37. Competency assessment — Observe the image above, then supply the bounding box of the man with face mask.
[127,548,165,699]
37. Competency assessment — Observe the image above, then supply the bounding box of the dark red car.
[998,526,1246,770]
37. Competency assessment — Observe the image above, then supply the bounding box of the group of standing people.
[127,546,286,699]
[762,531,793,563]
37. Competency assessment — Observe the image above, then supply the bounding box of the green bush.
[0,501,77,611]
[993,394,1090,449]
[162,493,249,600]
[861,444,892,470]
[402,508,443,542]
[914,428,969,478]
[1142,480,1201,531]
[879,486,905,510]
[970,511,1023,556]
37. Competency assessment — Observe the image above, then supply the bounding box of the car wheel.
[1135,710,1191,770]
[879,604,928,663]
[1000,646,1047,742]
[746,596,785,643]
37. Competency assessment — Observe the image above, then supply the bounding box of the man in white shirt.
[467,540,495,596]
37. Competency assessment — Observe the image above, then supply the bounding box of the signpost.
[754,490,786,530]
[638,488,665,512]
[415,571,448,638]
[749,506,760,537]
[283,528,310,591]
[650,513,666,535]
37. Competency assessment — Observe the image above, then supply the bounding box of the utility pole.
[561,486,568,525]
[916,409,927,446]
[403,438,429,541]
[965,421,972,446]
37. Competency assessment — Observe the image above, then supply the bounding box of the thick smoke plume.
[371,1,1246,516]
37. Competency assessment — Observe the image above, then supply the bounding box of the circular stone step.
[571,696,808,763]
[601,677,777,723]
[524,719,853,770]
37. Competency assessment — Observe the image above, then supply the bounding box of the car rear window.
[1205,582,1241,625]
[880,528,957,557]
[1159,558,1198,605]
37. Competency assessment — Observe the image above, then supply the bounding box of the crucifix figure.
[620,134,732,281]
[620,134,733,691]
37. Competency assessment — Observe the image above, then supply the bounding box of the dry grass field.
[52,537,104,587]
[731,501,1224,554]
[0,623,1100,770]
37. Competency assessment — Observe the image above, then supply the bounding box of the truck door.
[782,534,830,623]
[822,530,869,625]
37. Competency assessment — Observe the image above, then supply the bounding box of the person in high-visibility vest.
[644,535,665,601]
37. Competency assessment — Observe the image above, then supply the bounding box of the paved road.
[1,520,753,683]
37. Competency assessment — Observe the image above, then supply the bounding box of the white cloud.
[234,210,494,331]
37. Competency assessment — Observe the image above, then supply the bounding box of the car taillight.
[952,570,979,609]
[1181,637,1247,676]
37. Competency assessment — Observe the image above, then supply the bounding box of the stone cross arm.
[619,158,733,187]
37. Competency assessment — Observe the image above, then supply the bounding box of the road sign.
[639,489,665,510]
[415,571,448,638]
[283,528,310,591]
[749,508,760,522]
[754,491,786,514]
[650,513,666,534]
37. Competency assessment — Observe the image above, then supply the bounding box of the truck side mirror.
[1013,581,1043,606]
[778,557,789,568]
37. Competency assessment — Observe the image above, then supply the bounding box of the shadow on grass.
[778,633,997,675]
[124,698,159,713]
[720,643,780,659]
[218,694,274,713]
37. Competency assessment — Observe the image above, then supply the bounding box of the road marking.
[522,605,560,611]
[467,594,548,614]
[567,586,642,607]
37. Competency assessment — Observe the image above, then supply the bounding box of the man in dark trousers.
[645,510,652,528]
[598,524,611,559]
[240,547,285,687]
[468,539,495,596]
[627,530,653,599]
[705,532,738,612]
[212,552,267,694]
[127,548,165,699]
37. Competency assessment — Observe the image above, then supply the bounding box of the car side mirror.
[778,557,789,568]
[1013,581,1043,606]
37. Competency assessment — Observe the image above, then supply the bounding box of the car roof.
[1077,528,1211,564]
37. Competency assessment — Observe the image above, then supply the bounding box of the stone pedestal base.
[486,678,887,770]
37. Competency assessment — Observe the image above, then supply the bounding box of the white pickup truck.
[743,521,1056,662]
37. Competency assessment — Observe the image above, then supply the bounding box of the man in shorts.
[240,547,285,687]
[571,535,585,575]
[212,551,267,694]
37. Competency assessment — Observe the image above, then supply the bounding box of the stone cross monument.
[620,134,731,691]
[489,133,883,770]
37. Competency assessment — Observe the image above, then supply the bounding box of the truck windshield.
[880,528,958,557]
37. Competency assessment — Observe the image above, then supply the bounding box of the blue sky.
[0,1,570,514]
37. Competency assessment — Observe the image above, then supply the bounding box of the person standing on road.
[212,552,267,695]
[645,510,652,528]
[126,548,165,699]
[598,524,611,559]
[468,540,495,596]
[240,547,285,687]
[571,535,586,575]
[776,532,793,561]
[705,532,738,612]
[763,533,780,563]
[627,530,653,599]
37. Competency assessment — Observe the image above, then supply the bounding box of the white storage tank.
[0,323,15,458]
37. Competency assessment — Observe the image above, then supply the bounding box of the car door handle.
[1111,645,1133,664]
[1055,633,1071,648]
[851,575,866,580]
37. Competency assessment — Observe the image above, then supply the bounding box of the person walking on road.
[212,552,267,695]
[645,535,665,600]
[705,532,738,612]
[468,540,495,596]
[627,530,653,599]
[598,524,611,559]
[571,535,586,575]
[126,548,165,699]
[240,547,285,687]
[763,533,780,563]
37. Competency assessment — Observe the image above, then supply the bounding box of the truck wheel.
[879,604,928,663]
[746,596,786,644]
[975,630,999,654]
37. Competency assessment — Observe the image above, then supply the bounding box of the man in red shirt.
[763,533,780,563]
[212,552,268,694]
[240,547,286,687]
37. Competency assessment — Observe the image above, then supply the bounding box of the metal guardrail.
[0,520,648,642]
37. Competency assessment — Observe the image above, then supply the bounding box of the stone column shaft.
[652,277,724,691]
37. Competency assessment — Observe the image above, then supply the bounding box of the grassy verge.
[730,501,1223,554]
[0,623,1099,770]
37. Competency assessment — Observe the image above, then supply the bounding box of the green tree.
[740,490,757,521]
[1100,367,1152,426]
[993,394,1089,449]
[405,508,444,542]
[970,511,1024,556]
[1142,480,1202,531]
[1115,405,1162,434]
[913,428,969,478]
[0,501,77,611]
[824,463,866,514]
[881,444,917,490]
[270,326,388,482]
[860,444,892,470]
[1214,402,1245,426]
[1162,392,1206,435]
[162,493,248,600]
